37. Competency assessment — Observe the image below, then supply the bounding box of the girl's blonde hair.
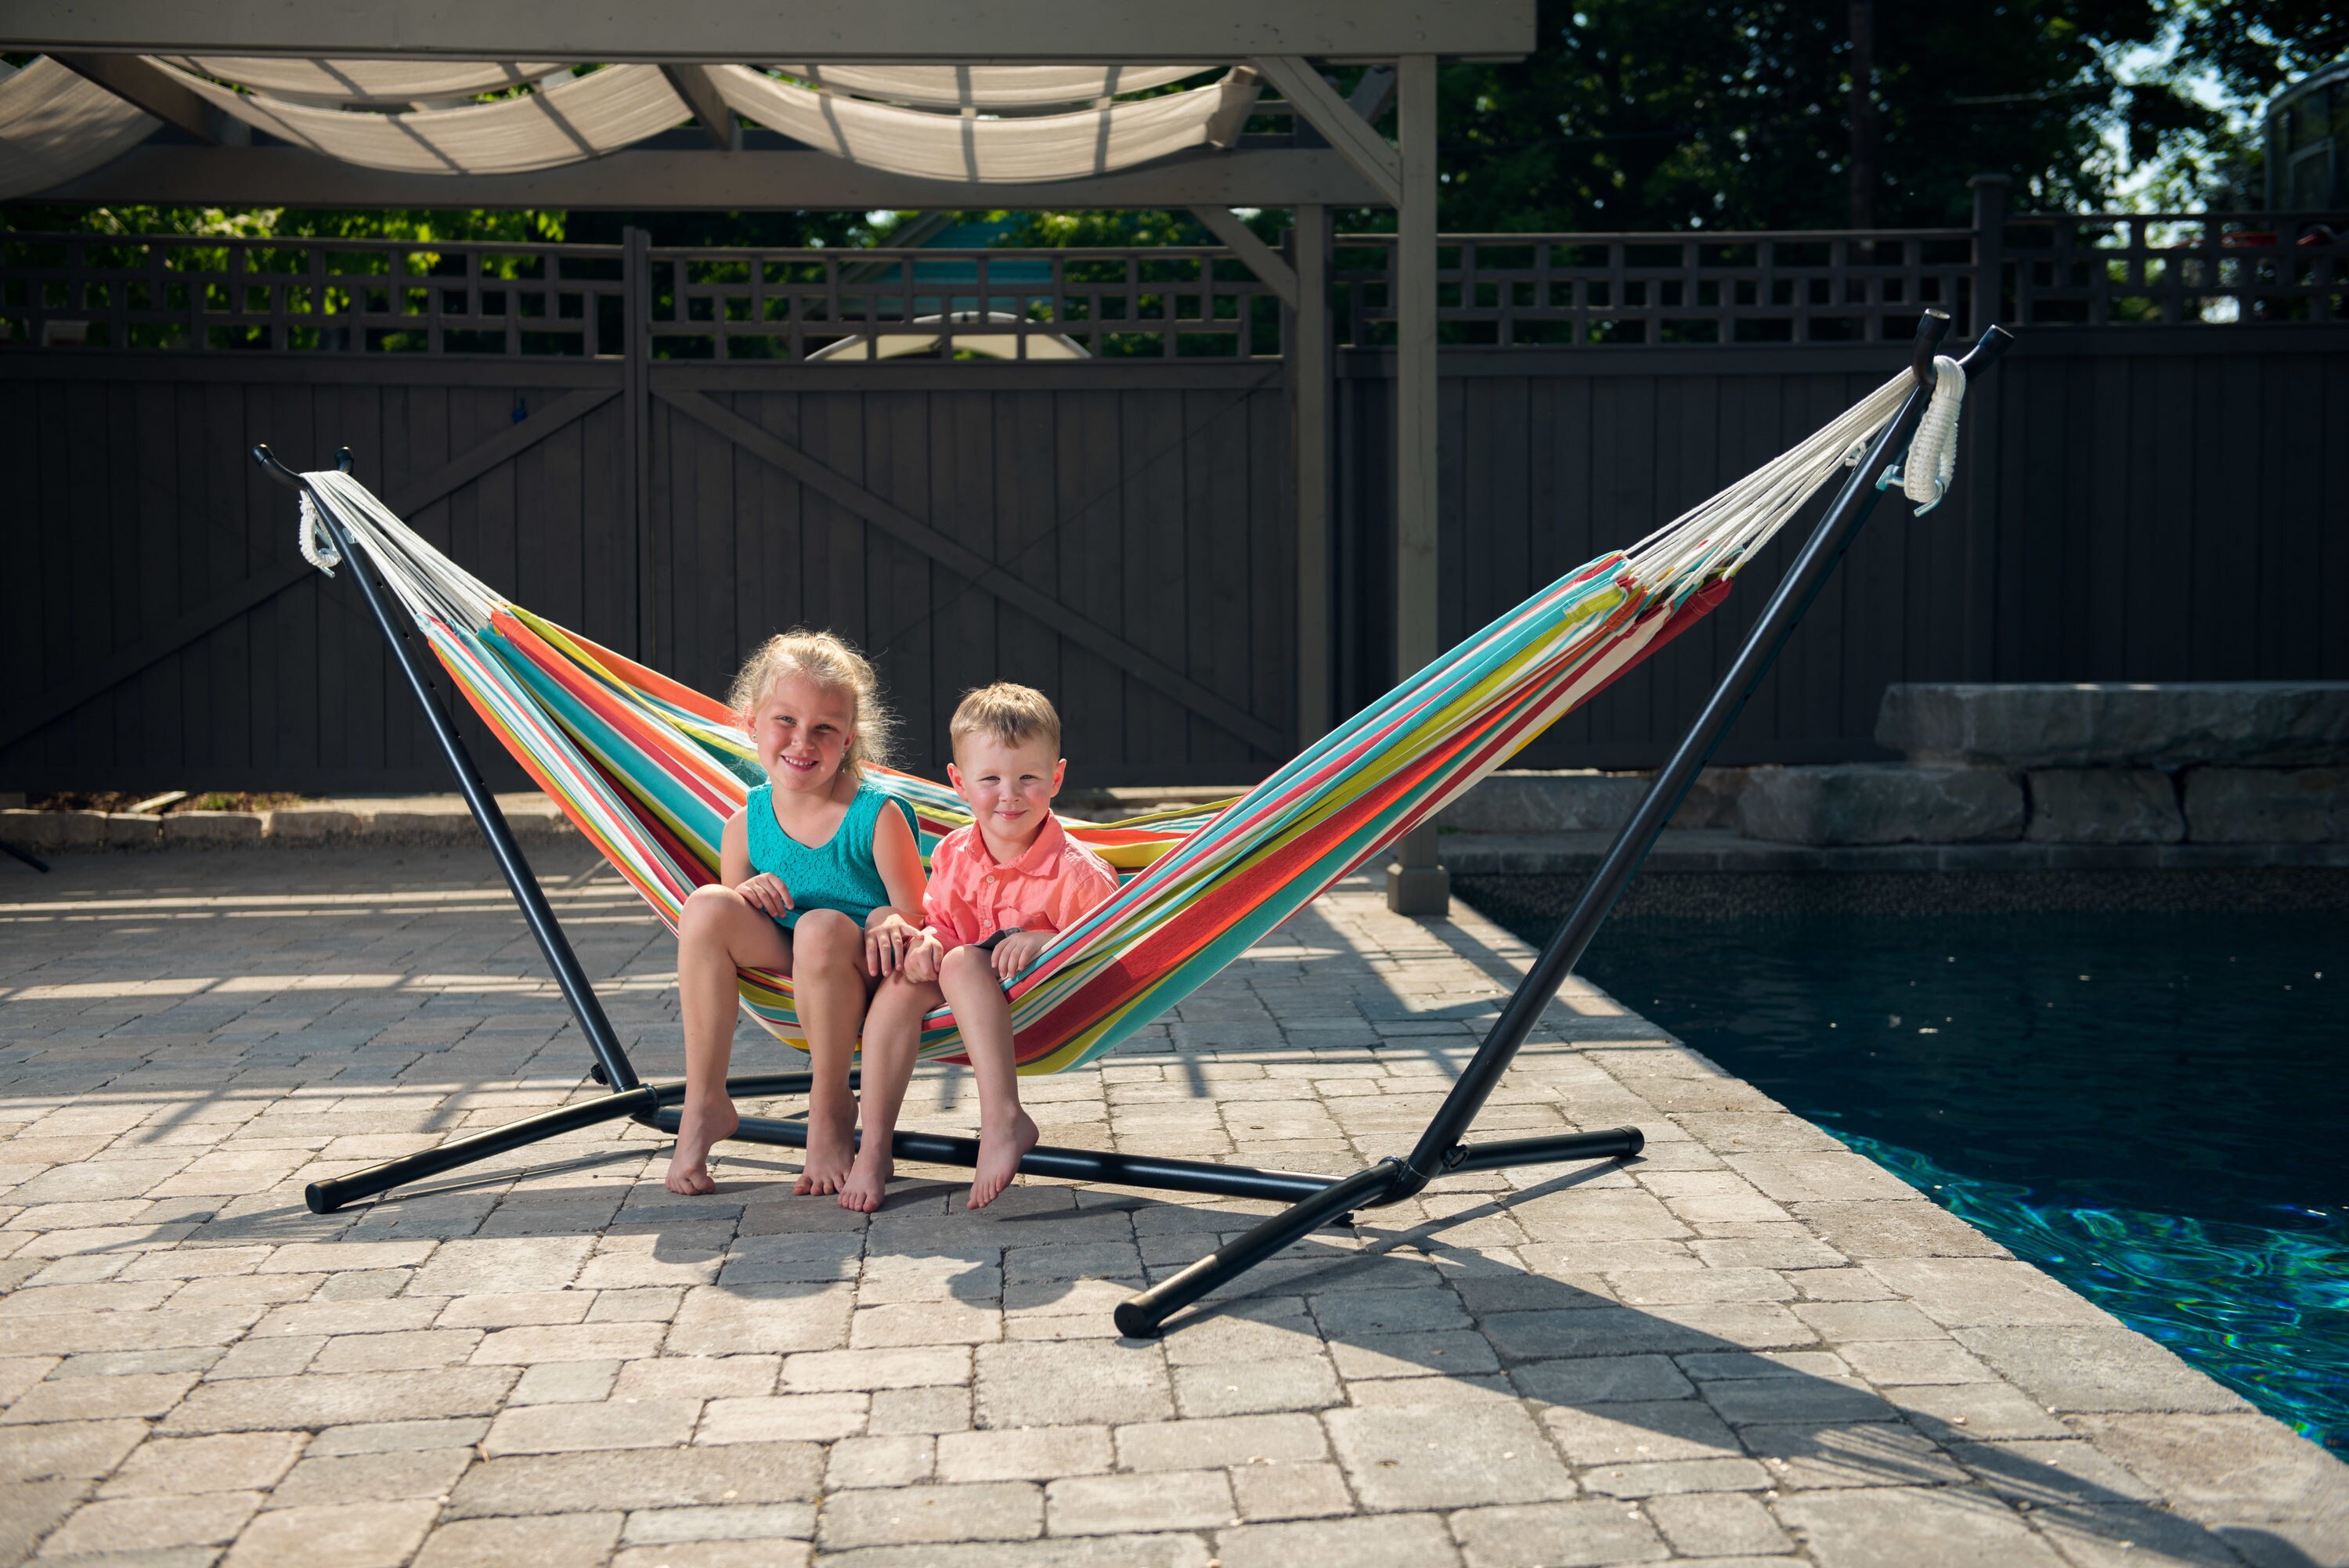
[728,629,893,781]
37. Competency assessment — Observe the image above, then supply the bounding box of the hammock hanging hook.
[1876,353,1968,516]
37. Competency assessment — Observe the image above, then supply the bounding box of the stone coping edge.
[1442,827,2349,875]
[0,798,578,852]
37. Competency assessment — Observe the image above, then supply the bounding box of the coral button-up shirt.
[922,816,1120,950]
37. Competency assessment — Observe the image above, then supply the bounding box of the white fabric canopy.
[0,57,159,201]
[154,57,571,106]
[153,60,689,176]
[714,66,1259,183]
[772,64,1211,113]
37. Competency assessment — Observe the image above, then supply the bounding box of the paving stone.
[2066,1411,2349,1523]
[1327,1330,1500,1381]
[1954,1327,2257,1415]
[1865,1257,2110,1327]
[269,1447,475,1507]
[1447,1498,1671,1566]
[161,1367,518,1433]
[1047,1469,1237,1534]
[825,1434,935,1490]
[99,1430,309,1496]
[41,1490,265,1554]
[1775,1483,2068,1566]
[867,1384,972,1436]
[698,1392,867,1444]
[470,1321,663,1364]
[2028,1502,2250,1567]
[510,1360,620,1405]
[1701,1374,1898,1425]
[1576,1457,1774,1498]
[446,1444,824,1517]
[307,1417,493,1455]
[936,1425,1111,1482]
[803,1537,1204,1568]
[1170,1357,1342,1418]
[620,1501,816,1544]
[1643,1490,1793,1556]
[1325,1402,1574,1510]
[975,1340,1173,1428]
[1213,1512,1459,1568]
[1229,1459,1354,1522]
[1792,1200,2011,1260]
[1741,1420,1968,1490]
[481,1397,702,1456]
[410,1510,622,1568]
[816,1482,1043,1548]
[219,1498,440,1568]
[1116,1413,1327,1472]
[0,1368,200,1422]
[1838,1337,1997,1386]
[781,1346,969,1393]
[1510,1355,1695,1406]
[1343,1372,1518,1408]
[1543,1400,1741,1465]
[0,1477,81,1566]
[668,1284,853,1355]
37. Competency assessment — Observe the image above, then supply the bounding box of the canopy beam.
[53,52,244,143]
[5,1,1536,63]
[34,142,1387,209]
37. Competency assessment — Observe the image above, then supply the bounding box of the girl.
[666,630,927,1199]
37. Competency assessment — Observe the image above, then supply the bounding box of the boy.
[840,684,1120,1212]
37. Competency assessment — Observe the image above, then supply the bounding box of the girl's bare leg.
[938,945,1038,1209]
[788,910,868,1196]
[669,885,791,1195]
[841,971,941,1213]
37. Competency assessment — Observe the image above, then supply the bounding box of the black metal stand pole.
[1113,312,2014,1338]
[0,840,49,874]
[252,445,644,1099]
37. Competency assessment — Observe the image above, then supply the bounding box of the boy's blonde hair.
[950,683,1061,762]
[729,629,893,780]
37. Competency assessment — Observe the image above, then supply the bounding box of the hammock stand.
[251,309,2009,1337]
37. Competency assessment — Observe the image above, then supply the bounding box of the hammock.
[291,369,1919,1076]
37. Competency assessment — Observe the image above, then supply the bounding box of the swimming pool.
[1503,905,2348,1454]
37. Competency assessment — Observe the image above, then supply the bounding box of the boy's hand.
[992,929,1051,981]
[736,872,793,918]
[900,931,944,983]
[865,910,922,978]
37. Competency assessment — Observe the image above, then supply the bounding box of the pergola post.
[1290,203,1333,743]
[1385,52,1449,916]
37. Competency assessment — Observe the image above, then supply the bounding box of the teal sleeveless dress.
[744,779,917,931]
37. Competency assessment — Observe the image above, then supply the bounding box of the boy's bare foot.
[839,1148,894,1213]
[969,1109,1038,1209]
[666,1096,738,1195]
[795,1092,857,1196]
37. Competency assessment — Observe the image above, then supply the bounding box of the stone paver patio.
[2,844,2344,1567]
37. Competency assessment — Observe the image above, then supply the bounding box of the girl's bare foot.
[839,1148,894,1213]
[969,1109,1038,1209]
[795,1091,857,1196]
[666,1096,739,1195]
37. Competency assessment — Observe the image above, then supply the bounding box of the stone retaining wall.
[0,795,579,852]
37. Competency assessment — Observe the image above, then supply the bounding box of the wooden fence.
[2,204,2343,793]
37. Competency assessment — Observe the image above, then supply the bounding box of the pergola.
[2,0,1537,911]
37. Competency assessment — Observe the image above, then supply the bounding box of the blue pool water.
[1532,910,2348,1453]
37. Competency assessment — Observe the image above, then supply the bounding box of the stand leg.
[1115,315,2016,1338]
[0,840,49,874]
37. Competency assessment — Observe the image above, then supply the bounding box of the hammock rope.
[292,369,1916,1074]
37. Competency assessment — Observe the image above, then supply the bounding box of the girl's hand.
[993,929,1051,981]
[900,931,944,984]
[865,911,921,978]
[736,872,793,918]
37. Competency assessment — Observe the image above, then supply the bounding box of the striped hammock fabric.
[296,369,1914,1074]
